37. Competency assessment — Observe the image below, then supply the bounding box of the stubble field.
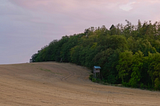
[0,62,160,106]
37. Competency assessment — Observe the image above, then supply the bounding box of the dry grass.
[0,62,160,106]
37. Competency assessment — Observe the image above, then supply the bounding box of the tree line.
[31,20,160,90]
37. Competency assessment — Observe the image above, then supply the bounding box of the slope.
[0,62,160,106]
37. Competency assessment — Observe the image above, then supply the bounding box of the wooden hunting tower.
[93,66,101,78]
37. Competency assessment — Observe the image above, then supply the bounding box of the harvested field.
[0,62,160,106]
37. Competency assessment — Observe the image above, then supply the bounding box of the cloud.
[119,2,136,11]
[9,0,160,24]
[4,0,160,34]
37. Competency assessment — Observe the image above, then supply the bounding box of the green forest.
[31,20,160,90]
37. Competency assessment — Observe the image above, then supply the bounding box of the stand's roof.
[94,66,101,69]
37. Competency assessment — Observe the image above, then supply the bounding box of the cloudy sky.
[1,0,160,64]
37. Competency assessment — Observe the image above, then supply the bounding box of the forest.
[31,20,160,90]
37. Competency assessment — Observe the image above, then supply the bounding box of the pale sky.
[1,0,160,64]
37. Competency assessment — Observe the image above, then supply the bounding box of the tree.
[129,51,144,87]
[148,52,160,90]
[116,50,133,83]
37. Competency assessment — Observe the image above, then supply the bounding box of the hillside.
[31,20,160,90]
[0,62,160,106]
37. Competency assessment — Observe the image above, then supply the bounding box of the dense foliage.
[31,20,160,90]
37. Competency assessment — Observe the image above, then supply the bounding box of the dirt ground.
[0,62,160,106]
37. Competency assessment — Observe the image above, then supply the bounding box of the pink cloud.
[10,0,128,13]
[8,0,160,26]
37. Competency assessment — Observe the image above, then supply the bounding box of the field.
[0,62,160,106]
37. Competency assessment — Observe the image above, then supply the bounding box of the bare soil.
[0,62,160,106]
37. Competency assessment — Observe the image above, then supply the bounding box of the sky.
[1,0,160,64]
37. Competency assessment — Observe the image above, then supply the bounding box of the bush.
[92,78,97,82]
